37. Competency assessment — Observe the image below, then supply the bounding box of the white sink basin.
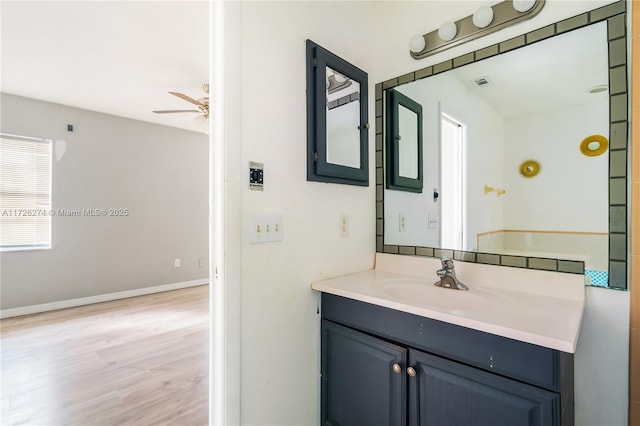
[379,279,512,313]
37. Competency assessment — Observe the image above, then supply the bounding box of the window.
[0,133,52,250]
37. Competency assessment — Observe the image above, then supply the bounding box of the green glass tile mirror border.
[374,1,628,290]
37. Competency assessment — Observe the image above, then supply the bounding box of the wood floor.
[1,285,209,426]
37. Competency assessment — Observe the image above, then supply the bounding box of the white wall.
[225,1,628,425]
[237,3,379,423]
[503,101,609,232]
[0,93,208,310]
[575,287,630,426]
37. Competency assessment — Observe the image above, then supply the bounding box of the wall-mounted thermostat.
[249,161,264,191]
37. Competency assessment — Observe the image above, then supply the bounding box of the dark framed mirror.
[306,40,369,186]
[386,89,423,193]
[375,1,629,290]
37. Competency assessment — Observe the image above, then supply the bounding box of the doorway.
[440,113,466,251]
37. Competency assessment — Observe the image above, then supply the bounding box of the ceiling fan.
[153,83,209,119]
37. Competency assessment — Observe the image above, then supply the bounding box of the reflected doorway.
[440,113,466,250]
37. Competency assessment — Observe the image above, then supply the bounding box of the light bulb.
[409,35,426,53]
[438,21,457,42]
[513,0,536,13]
[473,6,494,28]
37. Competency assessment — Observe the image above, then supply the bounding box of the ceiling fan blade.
[152,109,200,114]
[169,92,206,108]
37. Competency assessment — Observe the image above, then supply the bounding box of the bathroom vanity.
[312,254,585,426]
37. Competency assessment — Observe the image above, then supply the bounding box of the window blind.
[0,134,52,249]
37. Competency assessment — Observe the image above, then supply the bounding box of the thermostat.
[249,161,264,191]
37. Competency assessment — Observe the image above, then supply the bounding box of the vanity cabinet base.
[321,320,407,425]
[409,348,558,426]
[321,293,574,426]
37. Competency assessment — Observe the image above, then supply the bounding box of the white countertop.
[311,253,585,353]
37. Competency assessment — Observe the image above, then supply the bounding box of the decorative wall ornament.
[519,159,541,178]
[410,0,545,60]
[580,134,609,157]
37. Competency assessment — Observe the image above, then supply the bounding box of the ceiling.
[1,1,209,134]
[449,21,608,119]
[1,2,607,132]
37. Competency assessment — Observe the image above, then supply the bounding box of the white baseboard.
[0,278,209,319]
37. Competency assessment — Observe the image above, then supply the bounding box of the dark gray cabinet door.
[321,320,407,426]
[408,349,559,426]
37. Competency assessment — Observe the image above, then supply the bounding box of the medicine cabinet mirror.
[376,2,628,289]
[386,89,423,193]
[306,40,369,186]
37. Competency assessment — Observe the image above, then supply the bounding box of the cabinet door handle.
[392,363,402,374]
[407,367,417,377]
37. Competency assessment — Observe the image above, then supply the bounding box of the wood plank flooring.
[1,285,209,426]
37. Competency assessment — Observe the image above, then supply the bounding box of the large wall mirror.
[375,1,628,290]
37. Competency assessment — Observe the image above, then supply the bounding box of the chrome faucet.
[434,257,468,290]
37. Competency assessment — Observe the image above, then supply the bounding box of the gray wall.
[0,93,208,310]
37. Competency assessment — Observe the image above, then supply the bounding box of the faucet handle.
[441,257,454,269]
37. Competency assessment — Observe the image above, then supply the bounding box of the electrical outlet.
[174,258,181,268]
[339,214,349,238]
[399,213,406,232]
[250,214,284,243]
[428,214,438,230]
[198,258,205,267]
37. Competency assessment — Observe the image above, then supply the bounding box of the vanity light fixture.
[438,21,457,42]
[473,6,494,29]
[513,0,536,13]
[410,0,545,60]
[327,73,352,95]
[409,35,427,53]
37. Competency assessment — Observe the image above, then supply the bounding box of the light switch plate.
[250,214,283,243]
